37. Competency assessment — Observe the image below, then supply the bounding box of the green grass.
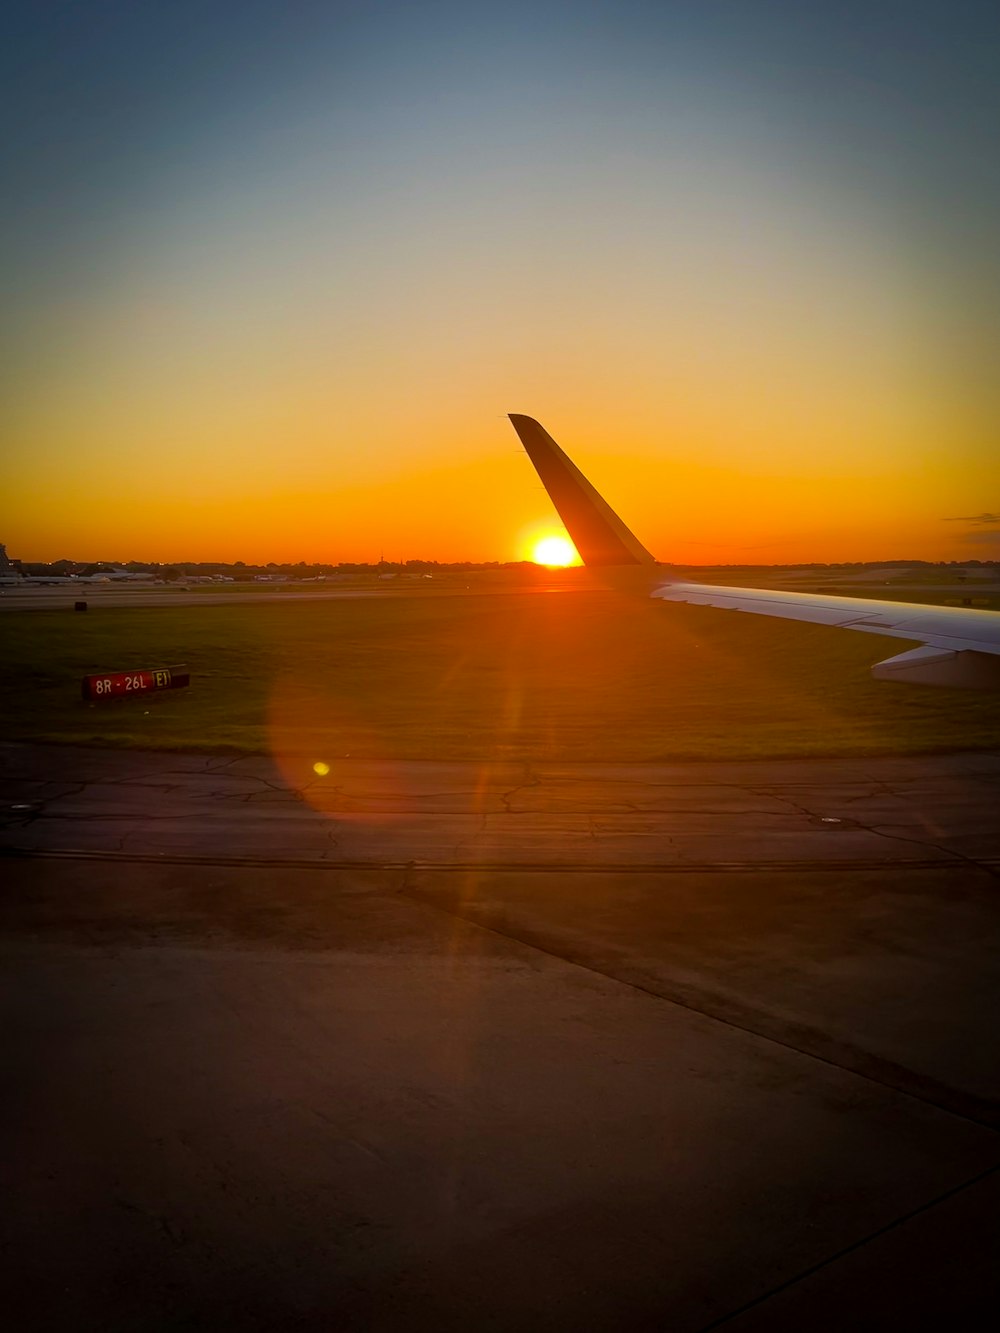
[2,593,999,760]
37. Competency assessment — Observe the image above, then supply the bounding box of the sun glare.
[532,535,578,567]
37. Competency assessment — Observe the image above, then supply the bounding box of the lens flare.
[267,671,406,823]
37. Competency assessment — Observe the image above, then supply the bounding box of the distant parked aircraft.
[509,414,1000,688]
[0,568,152,586]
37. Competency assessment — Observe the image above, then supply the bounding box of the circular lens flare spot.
[267,671,406,824]
[532,535,577,567]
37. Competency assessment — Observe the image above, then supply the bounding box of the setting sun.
[532,535,578,567]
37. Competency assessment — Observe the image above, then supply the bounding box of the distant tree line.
[14,557,543,580]
[12,556,999,580]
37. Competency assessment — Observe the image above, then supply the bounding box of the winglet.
[509,414,657,567]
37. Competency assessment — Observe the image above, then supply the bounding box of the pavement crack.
[742,785,827,821]
[857,775,902,799]
[100,778,183,793]
[740,782,999,878]
[203,757,243,773]
[698,1161,1000,1331]
[499,763,542,814]
[855,820,1000,881]
[6,782,87,821]
[31,811,208,823]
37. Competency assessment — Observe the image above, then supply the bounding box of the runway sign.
[82,667,190,701]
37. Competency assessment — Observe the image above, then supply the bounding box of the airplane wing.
[508,413,1000,688]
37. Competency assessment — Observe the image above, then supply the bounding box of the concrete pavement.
[2,741,999,1329]
[3,741,999,868]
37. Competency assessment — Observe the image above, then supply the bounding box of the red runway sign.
[82,667,190,701]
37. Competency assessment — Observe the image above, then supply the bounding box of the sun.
[532,535,578,567]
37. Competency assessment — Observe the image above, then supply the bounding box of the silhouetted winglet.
[508,414,657,567]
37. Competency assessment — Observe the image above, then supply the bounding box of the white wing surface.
[653,584,1000,686]
[509,413,1000,688]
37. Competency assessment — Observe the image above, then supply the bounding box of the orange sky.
[8,385,996,564]
[6,5,998,566]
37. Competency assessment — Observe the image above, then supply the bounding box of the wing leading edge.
[508,413,1000,688]
[508,414,656,567]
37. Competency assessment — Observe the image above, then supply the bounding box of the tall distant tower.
[0,543,12,571]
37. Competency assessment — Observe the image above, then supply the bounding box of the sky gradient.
[5,1,999,563]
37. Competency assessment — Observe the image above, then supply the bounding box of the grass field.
[3,592,999,760]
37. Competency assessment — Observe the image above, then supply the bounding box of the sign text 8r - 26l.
[82,667,190,701]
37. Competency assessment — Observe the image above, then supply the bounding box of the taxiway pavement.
[2,741,999,1330]
[4,741,999,869]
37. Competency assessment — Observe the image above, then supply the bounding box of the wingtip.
[506,411,658,568]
